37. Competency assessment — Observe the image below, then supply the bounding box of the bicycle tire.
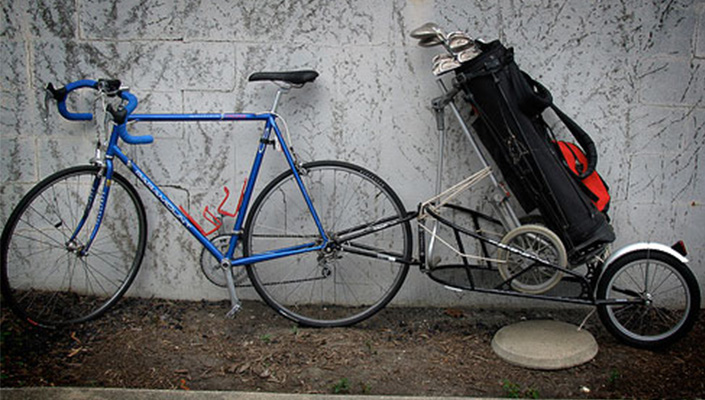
[596,250,700,349]
[1,165,147,328]
[244,161,411,327]
[496,224,568,294]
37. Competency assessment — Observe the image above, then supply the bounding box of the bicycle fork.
[66,161,113,257]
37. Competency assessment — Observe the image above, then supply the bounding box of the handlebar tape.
[112,91,153,144]
[48,79,153,145]
[47,80,97,121]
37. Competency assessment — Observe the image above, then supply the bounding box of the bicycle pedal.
[225,302,242,319]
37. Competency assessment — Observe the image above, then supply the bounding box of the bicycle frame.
[79,107,329,270]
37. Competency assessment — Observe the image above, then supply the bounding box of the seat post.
[271,85,291,113]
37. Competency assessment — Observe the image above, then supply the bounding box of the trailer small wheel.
[497,224,568,294]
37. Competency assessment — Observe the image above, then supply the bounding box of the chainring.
[199,234,248,287]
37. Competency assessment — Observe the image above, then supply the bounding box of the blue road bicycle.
[0,72,413,329]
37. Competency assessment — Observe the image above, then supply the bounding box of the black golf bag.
[455,40,615,263]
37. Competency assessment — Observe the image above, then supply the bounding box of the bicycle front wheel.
[244,161,411,327]
[1,165,147,328]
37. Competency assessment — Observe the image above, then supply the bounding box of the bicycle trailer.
[453,40,615,264]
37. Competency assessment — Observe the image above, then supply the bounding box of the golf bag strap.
[550,105,597,180]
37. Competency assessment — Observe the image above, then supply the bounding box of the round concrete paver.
[491,320,598,370]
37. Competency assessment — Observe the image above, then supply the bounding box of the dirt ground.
[1,297,703,399]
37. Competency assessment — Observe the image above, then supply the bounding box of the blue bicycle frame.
[55,79,328,269]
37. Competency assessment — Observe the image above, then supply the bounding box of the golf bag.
[455,40,615,263]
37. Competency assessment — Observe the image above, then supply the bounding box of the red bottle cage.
[178,179,248,237]
[217,179,248,218]
[179,204,222,236]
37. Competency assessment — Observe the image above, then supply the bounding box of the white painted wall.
[1,0,703,306]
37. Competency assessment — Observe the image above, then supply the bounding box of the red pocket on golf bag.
[556,141,610,213]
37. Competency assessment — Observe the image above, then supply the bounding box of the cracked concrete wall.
[1,0,703,307]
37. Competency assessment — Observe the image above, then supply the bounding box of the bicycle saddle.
[248,70,319,85]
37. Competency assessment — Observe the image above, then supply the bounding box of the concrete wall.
[1,0,703,306]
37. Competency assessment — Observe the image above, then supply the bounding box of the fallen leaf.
[67,347,83,358]
[444,308,464,318]
[237,363,251,374]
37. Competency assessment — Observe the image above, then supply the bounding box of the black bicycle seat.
[248,70,319,85]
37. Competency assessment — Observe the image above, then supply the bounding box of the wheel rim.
[245,163,410,326]
[497,225,567,294]
[604,258,691,342]
[2,168,144,326]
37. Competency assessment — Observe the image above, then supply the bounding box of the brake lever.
[44,83,65,121]
[96,79,123,97]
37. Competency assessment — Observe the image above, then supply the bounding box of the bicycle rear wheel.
[1,165,147,328]
[244,161,411,327]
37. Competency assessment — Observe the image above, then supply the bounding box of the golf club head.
[418,36,445,47]
[410,22,445,39]
[432,53,454,64]
[432,55,461,76]
[457,47,482,63]
[448,32,474,52]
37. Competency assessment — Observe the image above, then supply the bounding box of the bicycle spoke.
[654,284,686,297]
[15,214,68,248]
[623,266,644,293]
[597,250,699,348]
[652,306,679,328]
[650,269,675,295]
[245,162,410,327]
[498,225,565,294]
[2,167,146,327]
[330,172,367,232]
